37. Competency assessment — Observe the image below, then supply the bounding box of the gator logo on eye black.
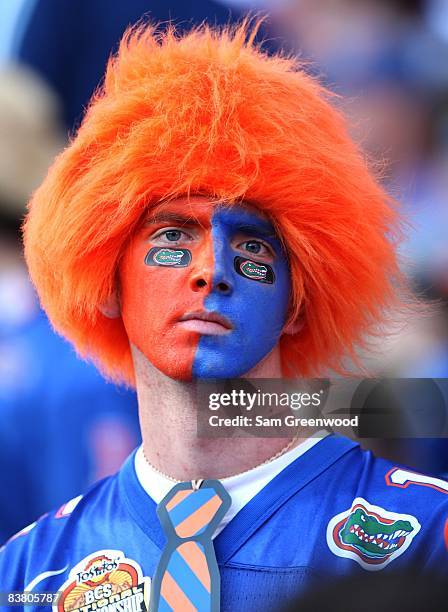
[234,256,275,284]
[327,498,420,570]
[145,247,191,267]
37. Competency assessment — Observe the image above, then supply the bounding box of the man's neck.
[132,345,304,481]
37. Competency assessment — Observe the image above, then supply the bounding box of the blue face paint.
[192,206,291,378]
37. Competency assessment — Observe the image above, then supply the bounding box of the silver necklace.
[142,432,300,486]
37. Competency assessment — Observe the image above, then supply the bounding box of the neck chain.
[142,432,300,486]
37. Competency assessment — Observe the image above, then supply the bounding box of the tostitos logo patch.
[327,498,420,570]
[55,550,150,611]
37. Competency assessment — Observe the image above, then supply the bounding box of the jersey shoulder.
[323,445,448,571]
[351,446,448,511]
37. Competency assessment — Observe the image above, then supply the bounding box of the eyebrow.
[236,223,277,239]
[145,212,198,226]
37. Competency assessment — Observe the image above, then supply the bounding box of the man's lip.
[178,311,233,330]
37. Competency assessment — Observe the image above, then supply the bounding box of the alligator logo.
[145,247,191,267]
[154,249,185,266]
[327,498,420,570]
[241,260,267,279]
[234,256,274,284]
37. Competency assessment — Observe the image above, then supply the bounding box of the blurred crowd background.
[0,0,447,544]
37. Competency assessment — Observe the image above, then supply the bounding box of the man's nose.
[190,274,232,295]
[189,237,233,296]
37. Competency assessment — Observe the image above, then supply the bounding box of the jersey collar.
[118,435,359,563]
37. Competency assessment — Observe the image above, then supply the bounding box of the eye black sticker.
[145,247,192,267]
[234,256,275,284]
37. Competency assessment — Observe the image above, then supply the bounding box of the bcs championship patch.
[54,550,150,611]
[326,497,420,570]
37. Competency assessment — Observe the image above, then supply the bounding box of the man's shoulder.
[280,436,448,510]
[299,441,448,534]
[343,445,448,511]
[254,436,448,523]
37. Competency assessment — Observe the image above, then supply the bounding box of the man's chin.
[130,337,280,381]
[191,343,282,379]
[191,355,259,380]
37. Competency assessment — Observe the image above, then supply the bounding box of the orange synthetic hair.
[23,21,409,385]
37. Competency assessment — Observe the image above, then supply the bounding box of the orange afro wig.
[23,21,408,386]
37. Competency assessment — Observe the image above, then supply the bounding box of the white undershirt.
[134,431,329,537]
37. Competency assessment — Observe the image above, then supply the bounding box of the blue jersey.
[1,436,447,611]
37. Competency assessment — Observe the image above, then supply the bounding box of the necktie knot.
[160,483,227,539]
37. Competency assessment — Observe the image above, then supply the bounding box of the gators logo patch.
[145,247,191,267]
[234,256,274,284]
[327,498,420,570]
[55,550,150,611]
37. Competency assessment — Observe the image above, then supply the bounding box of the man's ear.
[282,317,303,336]
[99,290,121,319]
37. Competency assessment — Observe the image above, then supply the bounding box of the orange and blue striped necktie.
[150,479,231,612]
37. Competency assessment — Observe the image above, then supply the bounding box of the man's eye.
[153,228,190,242]
[150,226,195,244]
[164,230,183,241]
[240,240,269,256]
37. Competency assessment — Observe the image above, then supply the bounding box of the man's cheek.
[121,265,186,332]
[120,242,187,318]
[119,253,202,380]
[232,262,290,347]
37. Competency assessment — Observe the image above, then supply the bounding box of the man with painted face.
[1,21,447,612]
[117,197,293,381]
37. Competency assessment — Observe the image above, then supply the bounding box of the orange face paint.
[119,201,215,381]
